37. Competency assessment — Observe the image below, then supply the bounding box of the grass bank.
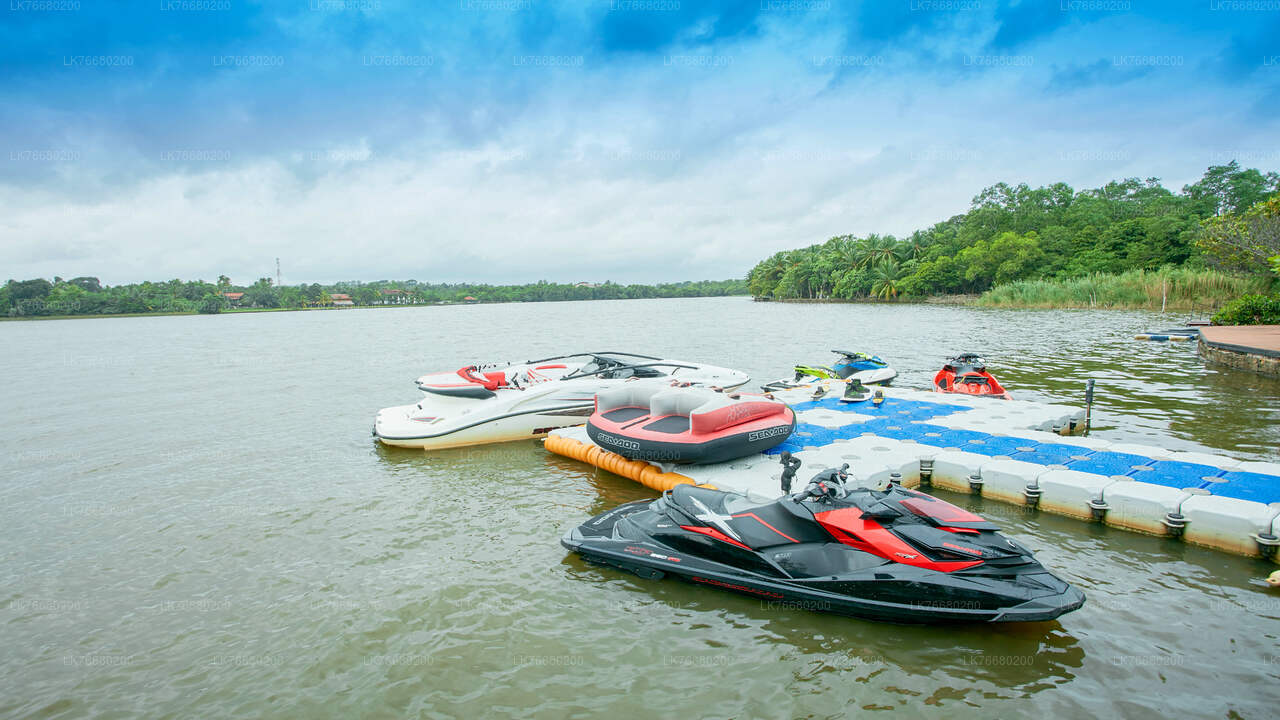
[976,268,1274,311]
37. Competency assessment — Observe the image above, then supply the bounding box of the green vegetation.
[747,162,1280,308]
[1198,195,1280,276]
[1,276,747,319]
[977,267,1271,311]
[1212,293,1280,326]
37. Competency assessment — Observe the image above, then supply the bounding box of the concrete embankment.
[1198,325,1280,377]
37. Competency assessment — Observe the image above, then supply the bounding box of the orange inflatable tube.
[544,434,715,492]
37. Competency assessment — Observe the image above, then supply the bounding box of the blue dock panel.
[1066,452,1156,477]
[1204,471,1280,504]
[1125,460,1226,490]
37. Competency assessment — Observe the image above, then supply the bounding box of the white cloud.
[1,50,1273,286]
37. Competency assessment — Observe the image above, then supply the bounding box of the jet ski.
[586,384,795,465]
[932,354,1010,399]
[761,350,897,392]
[562,456,1085,623]
[375,352,750,450]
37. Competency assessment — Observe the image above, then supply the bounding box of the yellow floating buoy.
[543,433,714,492]
[1267,570,1280,588]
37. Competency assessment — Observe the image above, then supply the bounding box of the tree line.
[747,162,1280,301]
[1,276,747,318]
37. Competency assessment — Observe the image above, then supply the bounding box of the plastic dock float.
[546,380,1280,563]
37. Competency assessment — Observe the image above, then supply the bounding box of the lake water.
[3,297,1278,718]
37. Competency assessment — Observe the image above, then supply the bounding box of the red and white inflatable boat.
[586,385,795,465]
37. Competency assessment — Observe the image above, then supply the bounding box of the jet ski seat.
[670,483,734,515]
[668,484,831,549]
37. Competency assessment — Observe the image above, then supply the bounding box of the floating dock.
[1199,324,1280,376]
[546,380,1280,563]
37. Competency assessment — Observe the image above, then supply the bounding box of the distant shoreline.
[0,295,752,322]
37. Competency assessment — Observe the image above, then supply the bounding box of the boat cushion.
[649,388,718,418]
[455,366,508,390]
[595,383,664,414]
[690,398,787,435]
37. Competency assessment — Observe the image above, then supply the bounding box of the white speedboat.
[374,352,750,450]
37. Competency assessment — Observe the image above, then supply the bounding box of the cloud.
[1,1,1278,284]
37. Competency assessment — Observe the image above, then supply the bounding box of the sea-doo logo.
[942,542,984,556]
[747,425,790,442]
[894,552,918,560]
[596,433,640,450]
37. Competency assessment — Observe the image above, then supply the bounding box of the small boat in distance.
[761,350,897,392]
[375,352,750,450]
[932,354,1010,399]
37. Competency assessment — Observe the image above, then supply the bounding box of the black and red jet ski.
[933,353,1011,399]
[562,456,1084,623]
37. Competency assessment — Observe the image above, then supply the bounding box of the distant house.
[330,293,355,307]
[222,292,244,306]
[381,289,409,304]
[463,296,477,302]
[574,282,599,288]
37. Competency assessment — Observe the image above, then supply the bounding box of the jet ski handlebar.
[791,463,851,503]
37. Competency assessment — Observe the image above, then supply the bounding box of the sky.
[1,0,1278,286]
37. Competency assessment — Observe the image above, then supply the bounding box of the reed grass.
[976,268,1275,311]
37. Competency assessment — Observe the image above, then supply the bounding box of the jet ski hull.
[563,491,1085,624]
[762,367,897,392]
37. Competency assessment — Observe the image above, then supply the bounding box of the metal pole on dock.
[1084,379,1096,436]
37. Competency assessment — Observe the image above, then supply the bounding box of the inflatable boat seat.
[595,384,665,423]
[649,388,719,418]
[689,396,787,435]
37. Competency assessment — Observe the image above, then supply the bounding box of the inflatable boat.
[932,354,1010,399]
[585,385,795,465]
[375,352,750,450]
[761,350,896,392]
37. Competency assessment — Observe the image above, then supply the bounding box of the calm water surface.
[2,298,1278,719]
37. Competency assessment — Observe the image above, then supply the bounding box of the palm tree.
[855,234,899,269]
[896,232,928,262]
[871,258,903,300]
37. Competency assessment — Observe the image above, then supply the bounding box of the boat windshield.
[570,355,668,380]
